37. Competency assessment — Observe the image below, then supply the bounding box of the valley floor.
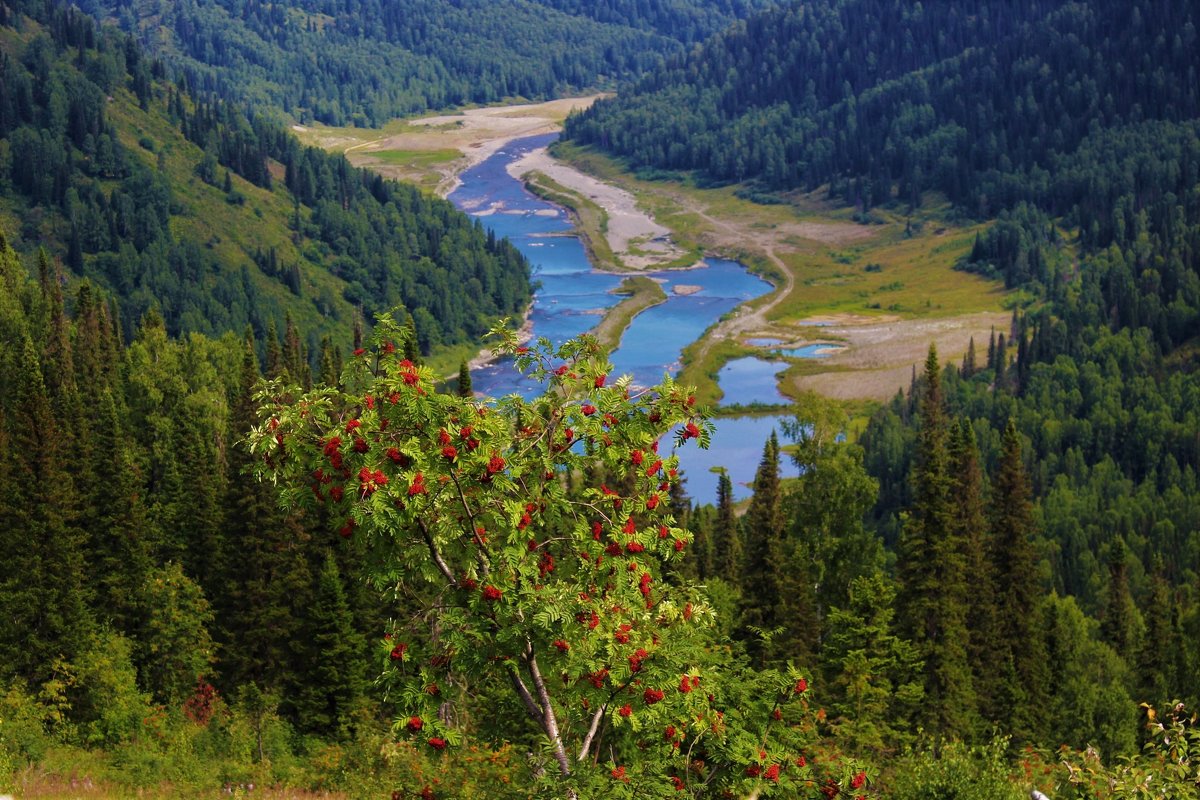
[300,99,1011,405]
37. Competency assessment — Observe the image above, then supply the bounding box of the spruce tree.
[961,337,977,378]
[89,390,155,635]
[293,553,366,738]
[0,338,93,683]
[1136,558,1177,706]
[318,336,340,387]
[458,360,474,398]
[218,332,314,694]
[952,419,999,727]
[895,345,975,738]
[988,418,1050,744]
[264,319,283,379]
[739,433,785,665]
[820,573,924,754]
[994,332,1008,388]
[713,470,742,584]
[1100,537,1142,665]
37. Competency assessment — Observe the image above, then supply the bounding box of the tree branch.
[508,666,544,725]
[577,704,606,762]
[416,518,457,586]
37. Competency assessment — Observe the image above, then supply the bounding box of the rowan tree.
[251,317,872,798]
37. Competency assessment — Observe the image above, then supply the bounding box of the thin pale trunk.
[577,704,606,761]
[527,649,571,777]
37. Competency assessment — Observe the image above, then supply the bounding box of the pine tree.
[988,417,1050,744]
[293,553,365,738]
[895,345,975,738]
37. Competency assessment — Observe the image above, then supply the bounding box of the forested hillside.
[74,0,770,126]
[566,0,1198,210]
[0,0,530,354]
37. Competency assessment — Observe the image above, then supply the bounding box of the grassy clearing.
[522,170,622,270]
[358,148,461,191]
[590,276,667,351]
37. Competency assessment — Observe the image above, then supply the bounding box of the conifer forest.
[0,0,1198,797]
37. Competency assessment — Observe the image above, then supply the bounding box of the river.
[449,133,799,501]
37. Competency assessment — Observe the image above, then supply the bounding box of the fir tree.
[739,432,785,665]
[1100,537,1142,665]
[988,417,1050,744]
[0,338,93,683]
[895,345,975,738]
[458,360,473,397]
[293,553,366,738]
[952,419,999,727]
[713,470,742,584]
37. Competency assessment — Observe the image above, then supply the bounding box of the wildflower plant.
[250,315,870,798]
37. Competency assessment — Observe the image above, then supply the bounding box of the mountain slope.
[75,0,771,126]
[0,0,530,352]
[566,0,1198,211]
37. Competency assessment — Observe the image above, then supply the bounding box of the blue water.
[449,133,797,500]
[717,358,789,406]
[777,344,844,359]
[671,417,799,502]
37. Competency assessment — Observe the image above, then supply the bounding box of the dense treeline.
[0,238,392,758]
[76,0,769,127]
[566,0,1198,212]
[0,0,530,354]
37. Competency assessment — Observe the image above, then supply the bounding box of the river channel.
[449,133,799,501]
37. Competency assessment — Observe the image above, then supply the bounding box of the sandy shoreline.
[338,96,602,197]
[507,147,688,270]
